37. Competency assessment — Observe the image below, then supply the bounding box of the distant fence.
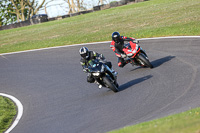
[0,0,146,31]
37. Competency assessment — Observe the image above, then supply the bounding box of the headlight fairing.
[92,72,100,76]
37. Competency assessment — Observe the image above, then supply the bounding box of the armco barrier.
[80,10,93,15]
[0,15,48,30]
[0,0,145,31]
[0,20,31,30]
[93,5,101,11]
[70,12,80,17]
[62,15,70,19]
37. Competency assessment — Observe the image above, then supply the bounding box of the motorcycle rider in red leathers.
[110,31,139,68]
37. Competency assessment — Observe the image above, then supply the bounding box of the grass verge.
[109,107,200,133]
[0,96,16,133]
[0,0,199,54]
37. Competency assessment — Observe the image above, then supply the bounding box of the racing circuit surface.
[1,37,200,133]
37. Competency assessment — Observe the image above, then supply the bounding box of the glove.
[99,54,104,58]
[121,54,127,58]
[83,68,89,72]
[99,54,106,61]
[133,39,139,44]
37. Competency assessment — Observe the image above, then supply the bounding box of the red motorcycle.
[123,41,153,68]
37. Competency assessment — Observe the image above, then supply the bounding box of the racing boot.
[98,84,102,89]
[125,59,131,64]
[95,81,102,89]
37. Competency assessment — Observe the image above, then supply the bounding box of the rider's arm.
[122,36,135,41]
[92,51,99,58]
[91,51,102,60]
[80,59,88,72]
[122,36,139,43]
[92,51,107,63]
[110,41,122,57]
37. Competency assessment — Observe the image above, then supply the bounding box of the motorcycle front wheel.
[137,53,153,68]
[102,76,119,92]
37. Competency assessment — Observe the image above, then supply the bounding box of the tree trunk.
[34,0,46,15]
[100,0,103,5]
[66,0,72,14]
[76,0,80,12]
[98,0,103,5]
[71,0,76,13]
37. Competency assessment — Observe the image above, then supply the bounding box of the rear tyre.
[102,76,119,92]
[137,53,153,68]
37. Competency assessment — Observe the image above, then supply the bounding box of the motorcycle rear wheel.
[137,53,153,68]
[102,76,119,92]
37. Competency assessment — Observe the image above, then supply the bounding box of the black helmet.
[79,47,89,59]
[112,32,120,43]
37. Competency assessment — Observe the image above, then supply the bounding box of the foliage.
[0,0,45,26]
[0,0,17,26]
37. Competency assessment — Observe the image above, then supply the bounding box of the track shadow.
[130,56,176,71]
[151,55,176,68]
[118,75,153,91]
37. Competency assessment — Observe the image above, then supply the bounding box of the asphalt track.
[1,37,200,133]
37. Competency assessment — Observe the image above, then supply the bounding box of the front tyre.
[102,76,119,92]
[137,53,153,68]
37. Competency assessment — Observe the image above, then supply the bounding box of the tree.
[0,0,18,26]
[26,0,46,19]
[99,0,103,5]
[43,0,54,15]
[0,0,46,26]
[76,0,86,11]
[64,0,85,14]
[10,0,46,21]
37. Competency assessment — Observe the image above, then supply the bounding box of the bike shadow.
[151,55,176,68]
[130,55,176,71]
[118,75,153,91]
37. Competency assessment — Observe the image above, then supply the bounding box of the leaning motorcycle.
[86,59,119,92]
[123,41,153,68]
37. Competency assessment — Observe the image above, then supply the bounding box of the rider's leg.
[118,57,129,68]
[87,73,102,88]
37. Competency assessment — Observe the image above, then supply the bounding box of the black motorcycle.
[87,59,119,92]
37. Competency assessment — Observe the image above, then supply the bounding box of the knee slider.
[118,62,124,67]
[87,77,95,83]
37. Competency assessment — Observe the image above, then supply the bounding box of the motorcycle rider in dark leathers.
[110,31,139,67]
[79,47,117,88]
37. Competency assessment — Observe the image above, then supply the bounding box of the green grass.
[109,107,200,133]
[0,0,199,54]
[0,96,16,133]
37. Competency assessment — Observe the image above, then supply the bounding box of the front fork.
[130,50,148,65]
[130,57,139,66]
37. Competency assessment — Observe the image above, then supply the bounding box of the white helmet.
[79,47,89,59]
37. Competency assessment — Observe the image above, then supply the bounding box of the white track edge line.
[0,36,200,56]
[0,93,23,133]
